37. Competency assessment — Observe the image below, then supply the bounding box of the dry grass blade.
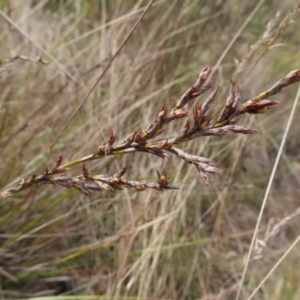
[0,10,78,83]
[0,55,49,65]
[236,82,300,300]
[50,0,155,149]
[247,234,300,300]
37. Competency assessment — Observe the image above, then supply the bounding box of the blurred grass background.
[0,0,300,299]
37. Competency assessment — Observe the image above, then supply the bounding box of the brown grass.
[0,1,300,299]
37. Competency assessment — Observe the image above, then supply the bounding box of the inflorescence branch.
[1,67,299,199]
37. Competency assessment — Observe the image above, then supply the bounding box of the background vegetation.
[0,0,300,299]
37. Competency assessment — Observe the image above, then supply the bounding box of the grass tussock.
[0,1,300,299]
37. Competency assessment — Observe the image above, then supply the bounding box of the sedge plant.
[1,66,299,199]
